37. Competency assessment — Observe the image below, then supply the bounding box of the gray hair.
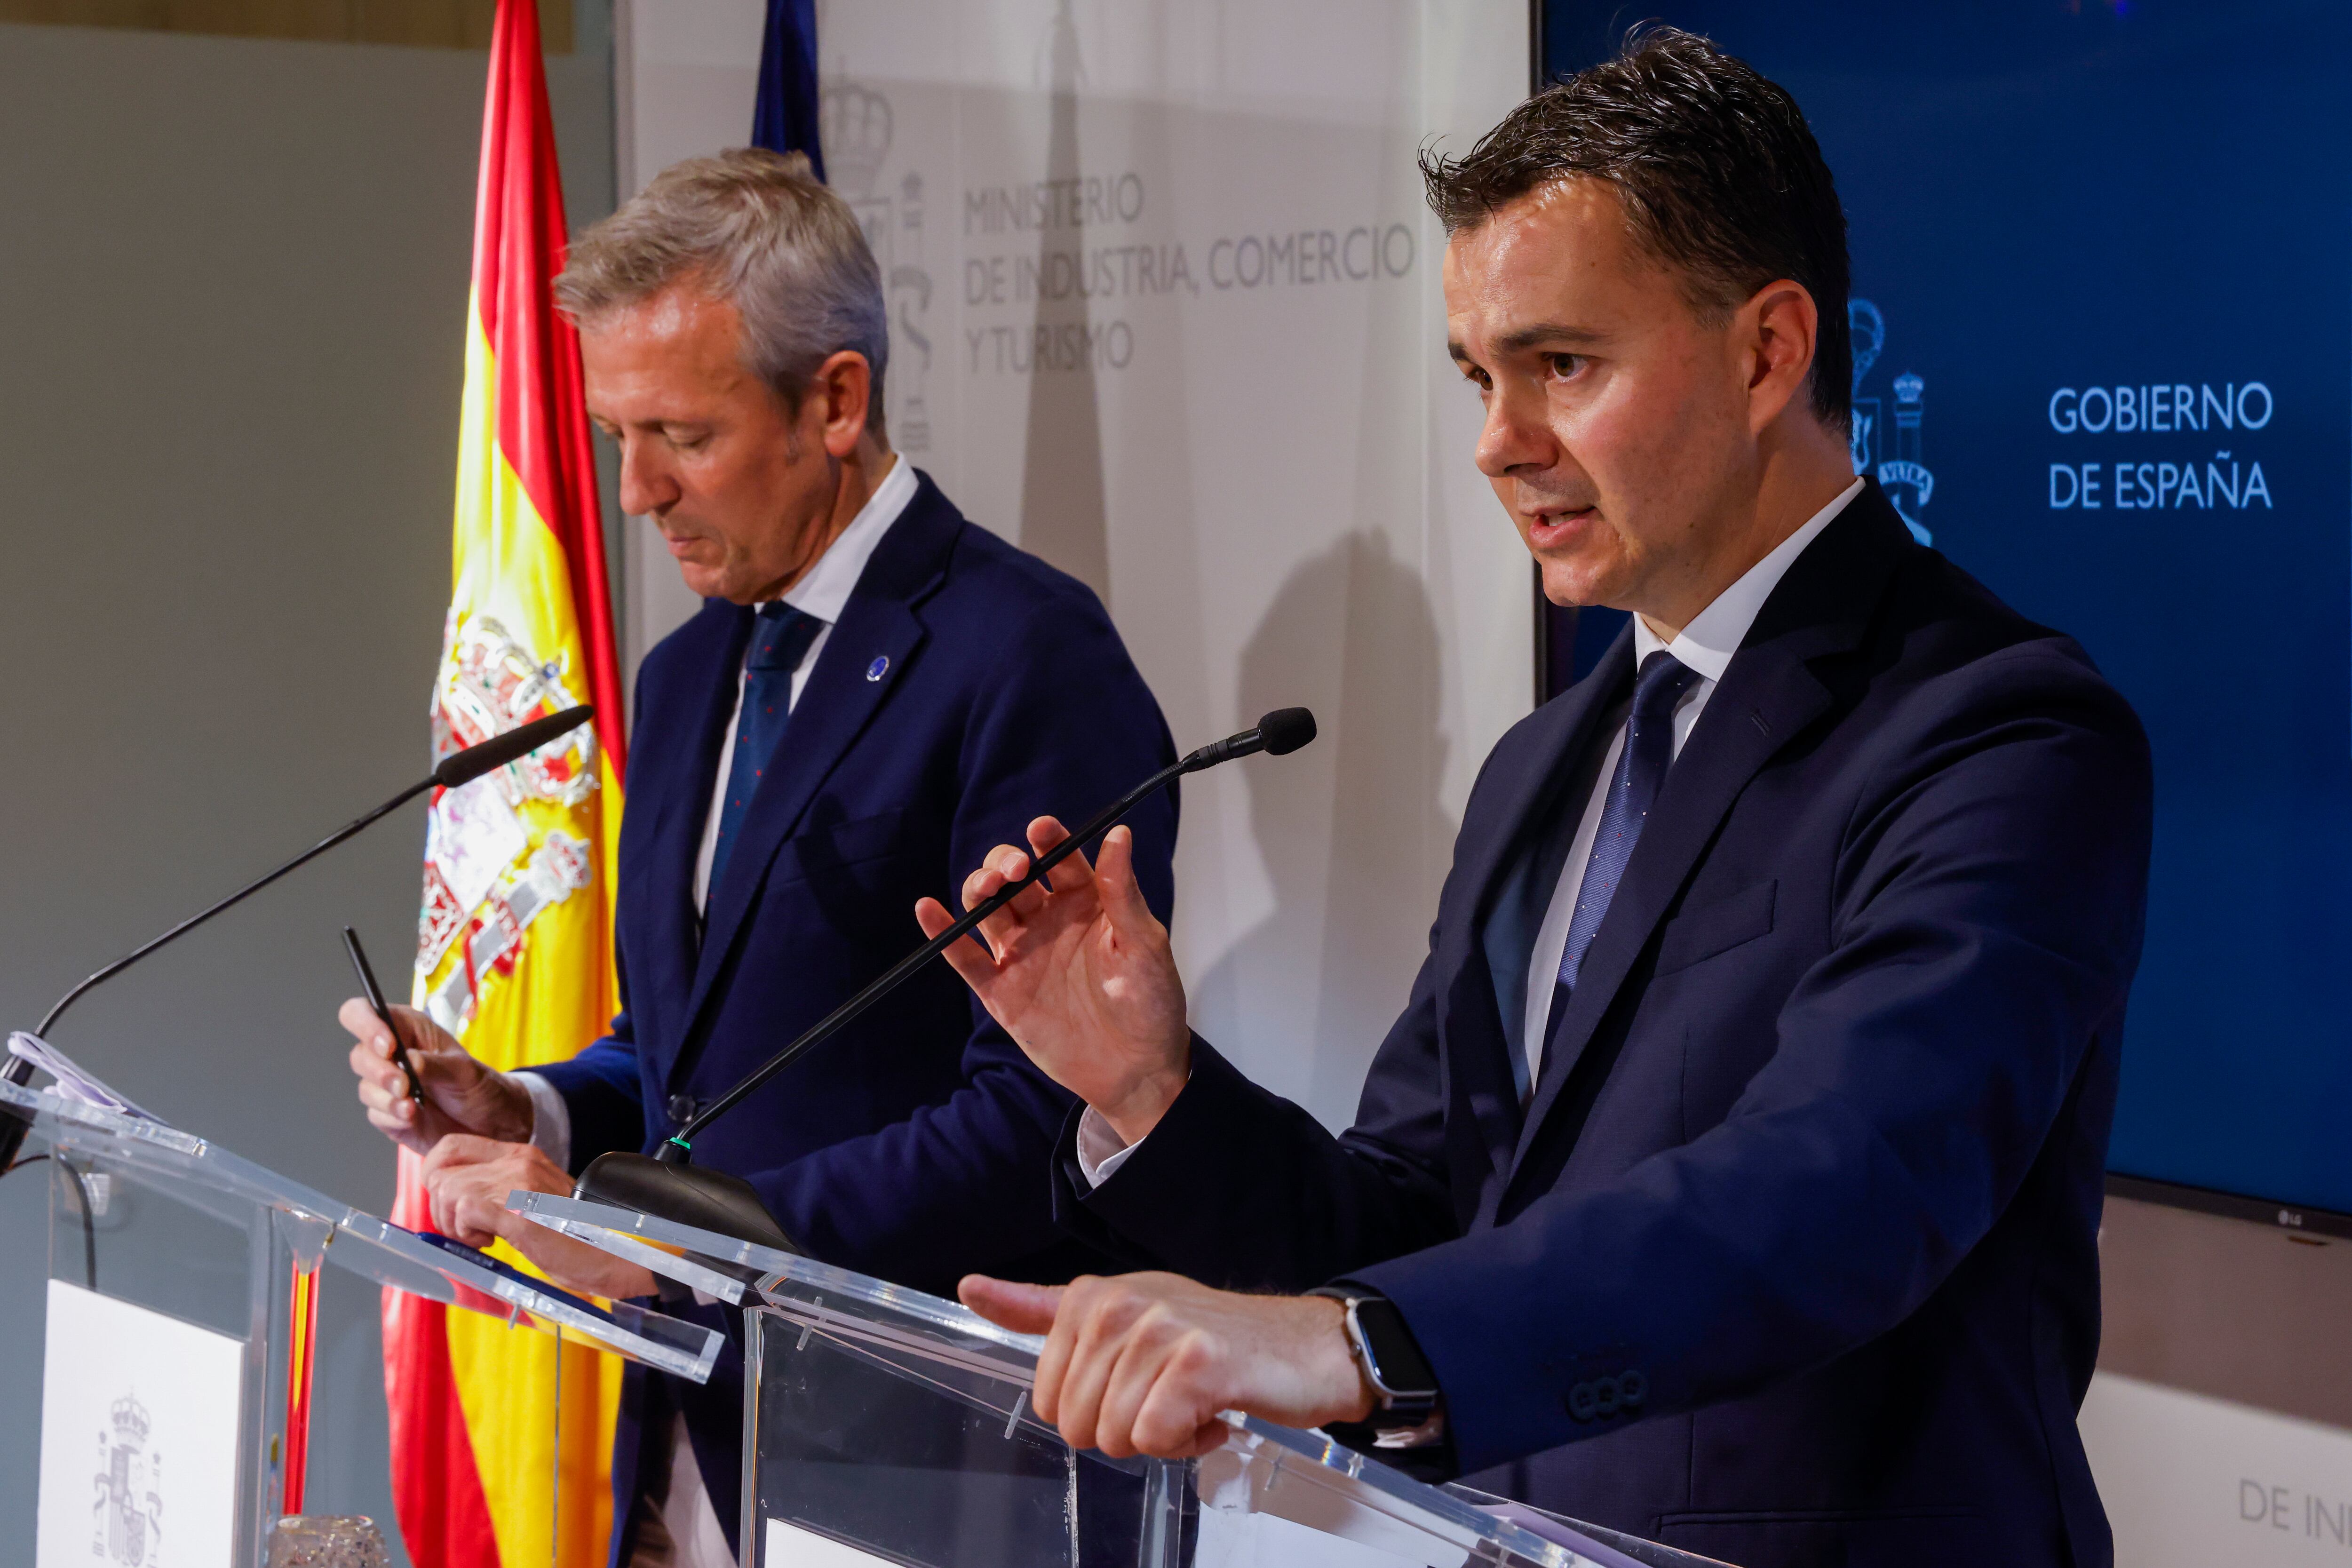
[556,148,889,434]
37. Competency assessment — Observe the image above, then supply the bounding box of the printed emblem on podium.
[93,1393,161,1567]
[41,1282,241,1568]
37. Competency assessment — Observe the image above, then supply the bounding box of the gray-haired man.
[338,149,1180,1568]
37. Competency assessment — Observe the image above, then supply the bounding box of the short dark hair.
[1421,28,1851,432]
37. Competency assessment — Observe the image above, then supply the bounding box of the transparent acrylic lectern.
[513,1191,1732,1568]
[4,1071,721,1567]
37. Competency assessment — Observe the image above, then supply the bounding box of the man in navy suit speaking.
[337,150,1176,1566]
[925,31,2151,1568]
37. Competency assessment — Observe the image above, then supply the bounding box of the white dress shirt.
[1076,477,1863,1183]
[505,456,915,1568]
[689,453,916,915]
[1513,478,1860,1093]
[513,453,915,1170]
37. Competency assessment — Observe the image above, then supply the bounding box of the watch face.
[1355,1298,1437,1397]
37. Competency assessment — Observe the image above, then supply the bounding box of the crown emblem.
[1893,371,1924,405]
[818,82,893,198]
[1848,299,1885,394]
[110,1393,151,1444]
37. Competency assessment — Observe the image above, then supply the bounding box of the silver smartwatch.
[1316,1289,1440,1430]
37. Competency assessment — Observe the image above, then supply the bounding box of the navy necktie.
[1539,650,1704,1081]
[708,603,822,891]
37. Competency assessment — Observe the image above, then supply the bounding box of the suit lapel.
[669,484,960,1084]
[638,603,750,1076]
[1445,627,1634,1170]
[1458,631,1634,949]
[1505,486,1915,1180]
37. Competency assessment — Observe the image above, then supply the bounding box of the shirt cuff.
[1073,1105,1144,1187]
[509,1070,572,1171]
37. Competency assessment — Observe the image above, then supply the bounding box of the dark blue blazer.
[534,470,1176,1561]
[1055,485,2151,1568]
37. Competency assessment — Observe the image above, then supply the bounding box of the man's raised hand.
[914,816,1191,1144]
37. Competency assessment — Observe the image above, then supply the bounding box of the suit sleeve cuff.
[509,1070,572,1170]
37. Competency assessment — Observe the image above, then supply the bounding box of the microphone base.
[0,1106,32,1177]
[573,1152,802,1256]
[0,1056,37,1174]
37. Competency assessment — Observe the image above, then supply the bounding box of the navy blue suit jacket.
[1055,486,2150,1568]
[534,470,1176,1560]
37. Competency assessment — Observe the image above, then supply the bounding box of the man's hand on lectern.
[957,1272,1375,1459]
[914,817,1192,1146]
[420,1136,658,1301]
[339,999,532,1155]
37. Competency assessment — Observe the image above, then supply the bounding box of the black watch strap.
[1311,1287,1440,1428]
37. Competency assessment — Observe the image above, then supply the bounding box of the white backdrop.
[2082,1372,2352,1568]
[618,0,1531,1129]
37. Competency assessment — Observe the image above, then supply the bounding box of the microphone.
[572,708,1319,1250]
[1180,705,1316,769]
[0,707,596,1168]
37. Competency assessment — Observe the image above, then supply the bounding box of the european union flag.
[752,0,824,180]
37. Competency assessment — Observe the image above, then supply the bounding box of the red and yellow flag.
[384,1,627,1564]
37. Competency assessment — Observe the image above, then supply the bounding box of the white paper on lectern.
[763,1516,898,1567]
[1194,1505,1436,1568]
[38,1280,245,1568]
[760,1492,1440,1568]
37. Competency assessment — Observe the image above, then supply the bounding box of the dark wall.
[0,13,614,1559]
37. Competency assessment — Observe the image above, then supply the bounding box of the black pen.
[342,925,423,1106]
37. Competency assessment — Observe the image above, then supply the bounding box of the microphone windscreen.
[1256,708,1318,756]
[433,706,596,790]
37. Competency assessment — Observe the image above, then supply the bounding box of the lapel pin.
[866,655,890,682]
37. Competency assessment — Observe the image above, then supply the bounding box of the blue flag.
[752,0,824,181]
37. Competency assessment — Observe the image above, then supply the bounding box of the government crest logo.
[91,1392,161,1566]
[820,77,935,452]
[417,612,600,1035]
[1849,299,1934,545]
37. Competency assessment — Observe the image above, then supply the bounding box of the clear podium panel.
[334,1214,723,1382]
[40,1135,298,1563]
[509,1187,803,1305]
[8,1076,722,1567]
[743,1301,1188,1568]
[507,1193,1732,1568]
[9,1081,722,1380]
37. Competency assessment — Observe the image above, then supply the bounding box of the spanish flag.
[384,1,627,1564]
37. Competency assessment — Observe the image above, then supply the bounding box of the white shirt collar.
[1630,478,1865,678]
[764,453,917,625]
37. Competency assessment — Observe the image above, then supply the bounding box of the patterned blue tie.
[708,603,822,891]
[1540,650,1704,1078]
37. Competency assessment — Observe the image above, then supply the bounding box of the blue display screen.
[1542,2,2352,1213]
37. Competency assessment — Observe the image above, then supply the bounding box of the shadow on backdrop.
[1192,533,1457,1128]
[1015,0,1112,604]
